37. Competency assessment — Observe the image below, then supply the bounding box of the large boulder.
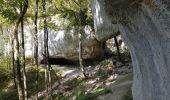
[39,26,103,61]
[91,0,170,100]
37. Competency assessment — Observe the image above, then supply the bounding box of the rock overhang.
[90,0,120,42]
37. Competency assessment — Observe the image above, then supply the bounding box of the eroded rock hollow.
[90,0,170,100]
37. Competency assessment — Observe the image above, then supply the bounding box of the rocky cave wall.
[90,0,170,100]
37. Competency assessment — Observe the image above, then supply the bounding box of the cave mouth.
[40,57,76,66]
[40,52,118,66]
[40,35,130,67]
[40,56,113,66]
[40,57,101,66]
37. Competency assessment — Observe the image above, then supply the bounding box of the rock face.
[91,0,170,100]
[39,26,103,61]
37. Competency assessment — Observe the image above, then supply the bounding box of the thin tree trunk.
[113,36,121,60]
[20,11,28,100]
[11,36,17,88]
[13,0,28,99]
[42,0,49,98]
[78,0,87,78]
[34,0,39,99]
[7,33,11,70]
[51,67,61,85]
[44,36,48,99]
[14,24,24,100]
[44,24,49,100]
[34,0,39,66]
[78,28,87,78]
[46,31,52,99]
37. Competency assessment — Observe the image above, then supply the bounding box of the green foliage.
[74,83,86,99]
[81,88,112,100]
[47,22,59,30]
[52,77,83,100]
[0,89,18,100]
[0,56,17,100]
[0,56,11,80]
[73,84,112,100]
[95,69,110,79]
[25,57,32,64]
[0,0,19,23]
[0,0,93,31]
[53,76,112,100]
[52,92,69,100]
[0,57,62,100]
[26,65,62,97]
[100,59,113,67]
[53,0,93,28]
[94,59,113,79]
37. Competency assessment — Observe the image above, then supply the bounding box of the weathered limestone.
[90,0,119,41]
[91,0,170,100]
[39,26,103,61]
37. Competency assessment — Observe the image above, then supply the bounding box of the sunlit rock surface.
[91,0,170,100]
[90,0,119,41]
[39,26,103,61]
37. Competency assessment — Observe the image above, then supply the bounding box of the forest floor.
[0,53,133,100]
[31,52,133,100]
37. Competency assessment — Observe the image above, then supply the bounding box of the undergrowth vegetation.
[53,77,112,100]
[94,59,114,79]
[0,56,62,100]
[0,56,132,100]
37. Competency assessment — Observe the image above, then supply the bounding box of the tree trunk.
[78,0,87,78]
[34,0,39,66]
[11,36,17,88]
[113,36,121,60]
[7,35,11,70]
[34,0,39,99]
[20,12,27,100]
[14,24,24,100]
[78,27,87,78]
[13,0,28,99]
[46,31,52,99]
[42,0,51,98]
[91,0,170,100]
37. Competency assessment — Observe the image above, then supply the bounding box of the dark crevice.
[40,58,75,66]
[40,52,114,67]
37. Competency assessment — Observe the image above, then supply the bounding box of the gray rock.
[91,0,170,100]
[39,26,103,61]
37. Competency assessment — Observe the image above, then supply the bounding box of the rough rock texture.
[91,0,170,100]
[39,26,103,61]
[90,0,119,41]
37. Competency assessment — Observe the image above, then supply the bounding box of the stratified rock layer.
[91,0,170,100]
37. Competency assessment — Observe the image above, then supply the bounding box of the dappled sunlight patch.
[70,82,112,100]
[63,69,74,75]
[108,74,118,81]
[86,79,97,84]
[6,80,14,89]
[105,80,116,86]
[2,88,8,92]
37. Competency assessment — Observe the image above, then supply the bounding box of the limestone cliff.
[91,0,170,100]
[39,26,103,61]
